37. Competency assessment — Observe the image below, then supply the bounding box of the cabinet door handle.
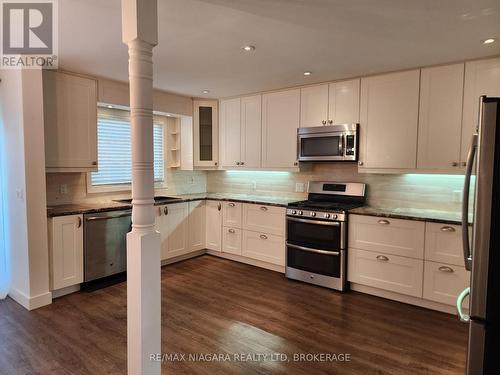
[452,162,459,167]
[377,219,390,225]
[214,162,218,166]
[77,217,82,228]
[260,234,268,240]
[376,255,389,262]
[294,162,298,166]
[163,206,169,215]
[158,207,162,216]
[328,120,333,125]
[358,161,364,166]
[438,266,454,273]
[228,228,235,234]
[260,206,268,211]
[236,162,240,165]
[217,203,221,211]
[322,120,327,125]
[440,226,456,232]
[228,202,235,207]
[241,162,245,165]
[461,162,466,167]
[92,161,97,166]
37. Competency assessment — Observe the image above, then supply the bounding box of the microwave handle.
[340,134,345,157]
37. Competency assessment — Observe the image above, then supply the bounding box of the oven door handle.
[286,242,340,256]
[287,217,340,226]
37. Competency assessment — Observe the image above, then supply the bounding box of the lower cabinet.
[242,230,285,266]
[423,261,470,305]
[205,200,222,251]
[222,227,242,255]
[48,214,84,290]
[188,200,206,252]
[348,248,423,297]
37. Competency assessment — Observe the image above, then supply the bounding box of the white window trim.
[87,107,169,194]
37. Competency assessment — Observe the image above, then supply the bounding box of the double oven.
[285,181,366,292]
[286,211,346,291]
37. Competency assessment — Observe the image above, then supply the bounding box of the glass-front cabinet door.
[193,100,218,168]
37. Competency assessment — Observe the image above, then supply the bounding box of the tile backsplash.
[47,163,469,214]
[206,164,469,213]
[46,170,207,205]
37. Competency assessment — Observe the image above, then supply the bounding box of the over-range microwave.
[297,123,359,162]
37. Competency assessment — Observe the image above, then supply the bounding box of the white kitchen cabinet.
[193,100,218,168]
[222,201,242,228]
[205,200,222,251]
[423,261,470,306]
[242,230,285,266]
[424,222,467,266]
[328,79,360,125]
[165,202,190,258]
[43,71,97,172]
[300,79,360,128]
[219,95,262,169]
[48,215,84,290]
[219,98,241,168]
[348,248,424,298]
[359,70,420,169]
[461,58,500,163]
[348,215,425,259]
[222,227,242,255]
[240,95,262,168]
[300,84,329,127]
[242,204,286,236]
[188,200,206,252]
[262,89,300,168]
[417,64,465,171]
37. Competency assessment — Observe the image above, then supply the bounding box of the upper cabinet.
[300,79,360,128]
[43,71,97,172]
[262,89,301,168]
[461,58,500,163]
[359,70,420,170]
[417,63,465,171]
[193,100,218,168]
[219,95,262,169]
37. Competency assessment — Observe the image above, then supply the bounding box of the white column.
[121,1,160,374]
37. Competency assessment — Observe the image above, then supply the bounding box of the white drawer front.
[348,248,423,297]
[423,261,470,306]
[349,215,425,259]
[222,227,242,255]
[242,204,285,236]
[425,222,468,266]
[242,230,285,266]
[223,201,242,228]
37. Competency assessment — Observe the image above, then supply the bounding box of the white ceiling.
[60,0,500,98]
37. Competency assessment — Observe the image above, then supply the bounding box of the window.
[89,107,165,189]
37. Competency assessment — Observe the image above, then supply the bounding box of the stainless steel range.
[286,182,366,291]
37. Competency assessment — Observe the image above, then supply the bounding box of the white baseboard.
[161,249,206,266]
[350,283,460,315]
[206,250,285,273]
[8,288,52,310]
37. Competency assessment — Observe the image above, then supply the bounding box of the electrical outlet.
[59,184,68,195]
[452,190,463,203]
[190,176,195,184]
[15,188,24,200]
[295,182,305,193]
[252,181,257,190]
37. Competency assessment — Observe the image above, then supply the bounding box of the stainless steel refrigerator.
[458,96,500,374]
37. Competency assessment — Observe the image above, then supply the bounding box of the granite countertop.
[349,206,471,225]
[47,193,299,217]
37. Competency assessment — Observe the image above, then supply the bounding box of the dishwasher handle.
[85,212,132,221]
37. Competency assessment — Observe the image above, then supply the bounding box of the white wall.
[0,69,51,309]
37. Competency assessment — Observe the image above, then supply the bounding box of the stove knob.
[310,212,316,217]
[298,210,303,216]
[292,210,297,215]
[325,213,331,219]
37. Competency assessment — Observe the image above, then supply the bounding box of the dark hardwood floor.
[0,255,468,374]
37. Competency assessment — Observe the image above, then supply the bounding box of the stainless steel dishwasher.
[84,209,132,282]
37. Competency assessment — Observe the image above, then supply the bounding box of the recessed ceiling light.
[303,71,312,76]
[483,38,496,44]
[242,45,256,52]
[202,90,210,94]
[166,114,171,117]
[107,105,113,109]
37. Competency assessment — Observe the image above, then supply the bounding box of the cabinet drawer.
[349,215,425,259]
[242,204,285,236]
[222,227,242,255]
[423,261,470,306]
[242,230,285,266]
[425,222,468,266]
[348,248,423,297]
[223,201,242,228]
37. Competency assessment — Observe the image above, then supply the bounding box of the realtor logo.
[1,0,58,68]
